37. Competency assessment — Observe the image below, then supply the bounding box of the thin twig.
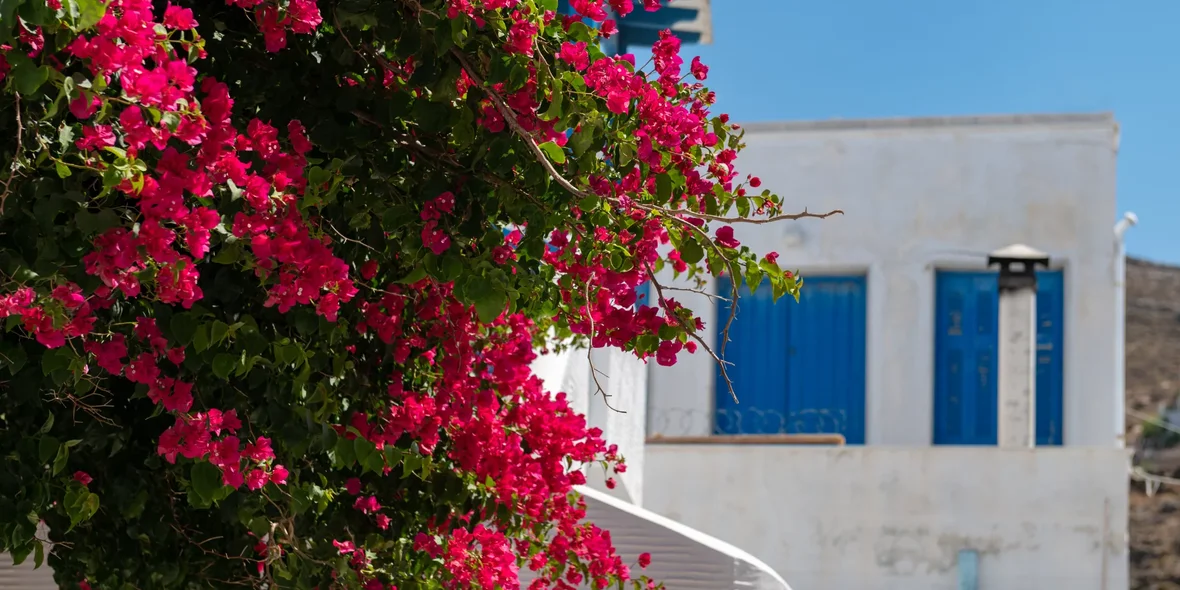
[718,259,741,365]
[653,212,743,365]
[652,284,731,302]
[583,280,624,413]
[645,263,738,404]
[323,218,379,253]
[0,94,24,215]
[642,205,844,224]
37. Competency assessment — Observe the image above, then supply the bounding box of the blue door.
[715,275,867,444]
[933,270,1064,445]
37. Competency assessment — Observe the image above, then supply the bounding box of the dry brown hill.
[1127,256,1180,589]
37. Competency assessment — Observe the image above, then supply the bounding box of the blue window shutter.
[715,275,867,443]
[635,281,651,311]
[934,272,998,445]
[1034,272,1065,445]
[933,270,1064,445]
[715,276,790,435]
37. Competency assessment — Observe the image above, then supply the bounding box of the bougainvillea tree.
[0,0,829,587]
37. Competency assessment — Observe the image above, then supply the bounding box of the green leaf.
[248,516,271,537]
[33,540,44,569]
[383,446,404,471]
[618,142,636,168]
[82,492,99,520]
[746,265,765,293]
[333,435,356,467]
[186,488,211,509]
[38,436,60,464]
[212,241,241,264]
[0,343,27,375]
[540,0,558,11]
[211,354,237,380]
[74,209,121,237]
[67,0,107,30]
[401,453,421,479]
[354,437,378,472]
[758,258,782,276]
[52,444,69,475]
[19,0,56,26]
[170,313,199,346]
[736,195,750,217]
[210,320,230,345]
[396,265,428,285]
[11,61,51,97]
[656,173,673,203]
[10,542,31,566]
[191,324,210,352]
[678,236,705,265]
[55,161,72,178]
[538,141,567,165]
[578,195,599,212]
[772,274,787,302]
[0,0,26,45]
[38,413,54,435]
[290,485,314,516]
[41,347,74,376]
[542,79,564,120]
[190,462,222,502]
[122,490,147,519]
[465,277,508,324]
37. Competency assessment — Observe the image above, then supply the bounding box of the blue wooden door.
[715,275,867,444]
[933,270,1064,445]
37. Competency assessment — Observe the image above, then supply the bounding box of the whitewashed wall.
[532,345,648,506]
[648,113,1122,447]
[646,445,1130,590]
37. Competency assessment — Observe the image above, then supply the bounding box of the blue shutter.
[933,270,1064,445]
[635,281,651,311]
[933,272,999,445]
[1035,272,1064,445]
[715,276,790,436]
[715,275,867,444]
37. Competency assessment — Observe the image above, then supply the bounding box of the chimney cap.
[988,244,1049,291]
[987,243,1050,266]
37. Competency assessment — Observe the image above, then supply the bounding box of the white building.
[639,113,1133,590]
[6,112,1132,590]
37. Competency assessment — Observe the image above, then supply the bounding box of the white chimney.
[988,244,1050,449]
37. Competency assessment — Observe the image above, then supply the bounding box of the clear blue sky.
[633,0,1179,263]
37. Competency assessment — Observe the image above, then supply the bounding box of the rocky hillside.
[1126,256,1180,589]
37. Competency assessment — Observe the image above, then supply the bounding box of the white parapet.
[520,484,793,590]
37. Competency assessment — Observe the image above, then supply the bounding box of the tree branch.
[0,94,24,215]
[450,48,842,225]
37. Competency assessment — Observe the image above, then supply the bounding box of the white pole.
[1112,212,1137,448]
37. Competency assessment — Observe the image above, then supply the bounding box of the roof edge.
[574,485,793,590]
[738,112,1116,134]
